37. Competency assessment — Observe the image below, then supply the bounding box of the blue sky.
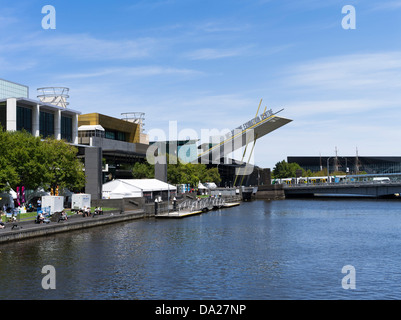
[1,0,401,169]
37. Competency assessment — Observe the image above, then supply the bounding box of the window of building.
[0,79,29,99]
[105,131,115,140]
[40,111,54,138]
[0,102,6,130]
[117,131,126,141]
[105,130,126,141]
[61,115,73,142]
[17,106,32,133]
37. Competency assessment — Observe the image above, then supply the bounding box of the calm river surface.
[1,198,401,300]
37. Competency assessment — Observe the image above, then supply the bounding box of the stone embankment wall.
[254,185,285,200]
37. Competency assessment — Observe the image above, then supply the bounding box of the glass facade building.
[61,115,73,142]
[0,79,29,99]
[16,105,32,132]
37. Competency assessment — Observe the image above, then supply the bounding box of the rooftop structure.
[0,79,29,99]
[37,87,70,108]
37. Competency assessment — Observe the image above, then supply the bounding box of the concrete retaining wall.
[0,210,145,244]
[255,185,285,200]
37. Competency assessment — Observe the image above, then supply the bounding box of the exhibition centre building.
[0,78,294,198]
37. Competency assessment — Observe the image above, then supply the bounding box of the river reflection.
[1,199,401,300]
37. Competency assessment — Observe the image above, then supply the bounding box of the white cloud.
[369,1,401,11]
[59,66,202,79]
[285,52,401,92]
[184,47,250,60]
[1,33,158,61]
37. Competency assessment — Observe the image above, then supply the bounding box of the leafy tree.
[41,138,86,192]
[132,161,155,179]
[272,160,305,178]
[132,157,221,186]
[5,130,49,190]
[0,129,85,193]
[0,128,19,191]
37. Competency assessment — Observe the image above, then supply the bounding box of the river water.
[1,198,401,300]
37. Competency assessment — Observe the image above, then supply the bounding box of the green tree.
[6,130,49,190]
[42,138,86,192]
[132,161,155,179]
[0,129,85,193]
[272,160,305,178]
[132,156,221,187]
[0,128,19,191]
[202,167,221,184]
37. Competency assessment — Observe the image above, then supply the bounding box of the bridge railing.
[178,197,226,212]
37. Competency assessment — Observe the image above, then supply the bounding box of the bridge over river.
[282,173,401,198]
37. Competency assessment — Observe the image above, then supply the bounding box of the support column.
[54,109,61,140]
[32,104,40,137]
[6,98,17,131]
[85,146,102,200]
[72,114,78,144]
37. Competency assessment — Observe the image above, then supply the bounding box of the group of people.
[35,212,50,224]
[79,206,103,217]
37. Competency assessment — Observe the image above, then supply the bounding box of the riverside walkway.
[0,209,145,244]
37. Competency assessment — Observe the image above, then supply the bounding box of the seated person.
[0,221,5,229]
[58,211,68,222]
[36,212,45,224]
[82,206,91,217]
[94,207,103,215]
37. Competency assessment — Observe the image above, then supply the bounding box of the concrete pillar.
[6,98,17,131]
[72,114,78,144]
[155,155,167,182]
[54,109,61,140]
[32,104,40,137]
[85,146,102,200]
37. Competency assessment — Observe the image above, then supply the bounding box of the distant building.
[288,156,401,175]
[78,112,149,183]
[0,79,29,100]
[0,78,152,200]
[0,80,80,143]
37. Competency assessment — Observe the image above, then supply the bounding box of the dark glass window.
[17,106,32,133]
[40,111,54,138]
[0,102,6,130]
[104,130,126,141]
[116,131,126,141]
[61,116,73,142]
[105,131,115,140]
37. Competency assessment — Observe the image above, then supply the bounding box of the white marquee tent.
[102,179,177,199]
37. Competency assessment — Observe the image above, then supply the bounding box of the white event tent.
[102,179,177,199]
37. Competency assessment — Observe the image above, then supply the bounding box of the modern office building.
[0,80,80,143]
[0,78,152,199]
[78,112,149,184]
